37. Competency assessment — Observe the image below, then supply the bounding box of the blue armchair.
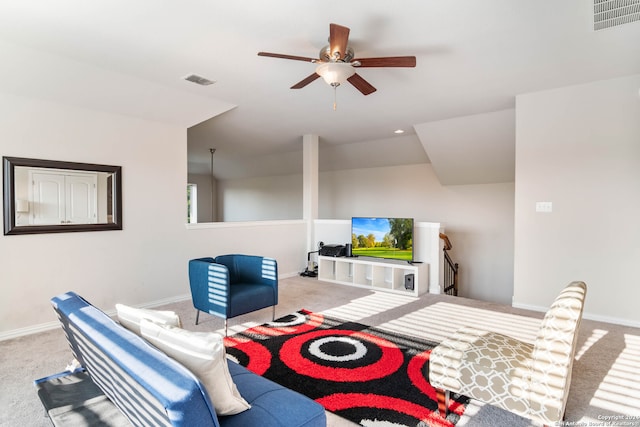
[188,255,278,335]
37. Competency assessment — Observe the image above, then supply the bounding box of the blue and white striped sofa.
[45,291,326,427]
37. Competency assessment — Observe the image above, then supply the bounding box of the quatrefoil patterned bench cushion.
[430,327,533,414]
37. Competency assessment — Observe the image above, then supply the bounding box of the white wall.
[514,74,640,326]
[0,93,307,338]
[217,174,302,221]
[11,73,637,335]
[0,93,181,332]
[186,220,308,275]
[319,164,515,304]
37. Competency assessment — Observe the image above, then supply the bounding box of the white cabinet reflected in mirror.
[3,157,122,235]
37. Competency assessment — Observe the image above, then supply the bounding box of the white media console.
[317,255,428,297]
[314,219,444,295]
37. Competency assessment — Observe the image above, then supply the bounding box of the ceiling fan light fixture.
[315,62,355,87]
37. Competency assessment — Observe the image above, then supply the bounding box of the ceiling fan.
[258,23,416,98]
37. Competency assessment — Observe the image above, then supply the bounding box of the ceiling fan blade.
[347,73,377,95]
[353,56,417,67]
[291,73,321,89]
[329,23,350,60]
[258,52,318,63]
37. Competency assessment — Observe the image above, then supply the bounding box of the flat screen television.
[351,217,414,262]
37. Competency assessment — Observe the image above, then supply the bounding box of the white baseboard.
[512,302,640,329]
[132,293,192,310]
[0,320,61,341]
[0,293,194,342]
[280,271,301,279]
[511,302,552,314]
[1,274,300,341]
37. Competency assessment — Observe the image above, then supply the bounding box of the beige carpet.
[2,276,639,426]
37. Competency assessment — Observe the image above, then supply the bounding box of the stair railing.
[439,233,459,296]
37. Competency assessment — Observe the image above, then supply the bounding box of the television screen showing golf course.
[351,217,414,261]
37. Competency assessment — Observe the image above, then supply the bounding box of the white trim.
[416,221,442,229]
[99,293,194,317]
[0,293,193,341]
[513,303,640,329]
[129,293,192,310]
[186,219,306,230]
[1,274,299,341]
[280,271,300,279]
[0,320,61,341]
[314,219,349,225]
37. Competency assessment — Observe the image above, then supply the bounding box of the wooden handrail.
[439,233,452,250]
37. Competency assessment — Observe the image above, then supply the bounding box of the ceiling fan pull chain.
[333,85,337,111]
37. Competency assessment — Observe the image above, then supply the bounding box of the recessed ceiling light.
[394,129,404,134]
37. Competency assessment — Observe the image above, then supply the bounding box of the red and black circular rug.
[224,309,468,426]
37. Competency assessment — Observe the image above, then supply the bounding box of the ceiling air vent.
[594,0,640,31]
[183,74,215,86]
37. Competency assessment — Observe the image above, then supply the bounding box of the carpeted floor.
[2,276,640,427]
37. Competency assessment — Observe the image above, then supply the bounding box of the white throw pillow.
[139,319,251,416]
[115,304,182,336]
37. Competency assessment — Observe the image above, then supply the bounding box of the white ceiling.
[0,1,638,183]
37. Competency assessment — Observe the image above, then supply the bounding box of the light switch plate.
[535,201,553,213]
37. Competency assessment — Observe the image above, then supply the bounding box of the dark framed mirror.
[3,156,122,235]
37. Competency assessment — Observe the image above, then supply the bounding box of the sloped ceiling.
[0,1,638,182]
[415,109,515,185]
[0,39,235,128]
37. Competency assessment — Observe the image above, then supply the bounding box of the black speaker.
[345,243,352,257]
[404,273,415,290]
